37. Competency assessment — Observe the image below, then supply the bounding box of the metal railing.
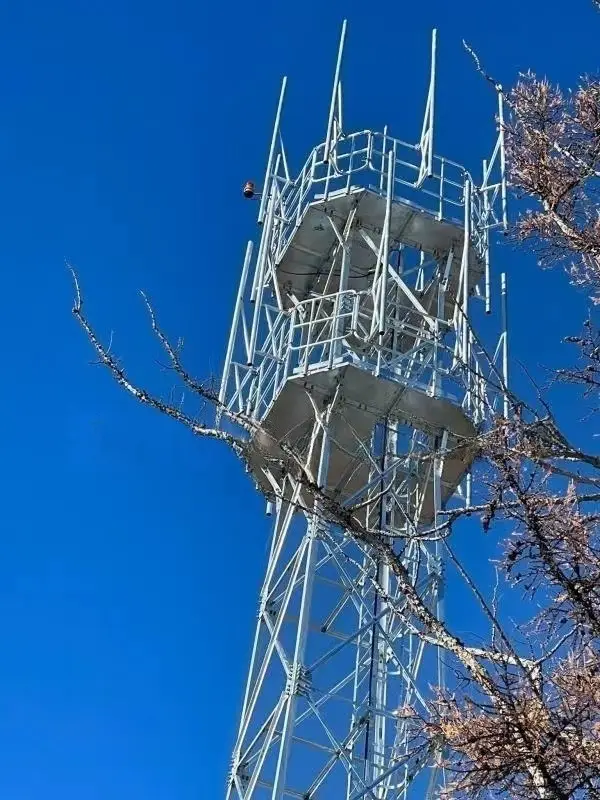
[221,289,505,428]
[220,128,508,429]
[268,129,490,264]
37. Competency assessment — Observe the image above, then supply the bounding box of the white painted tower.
[219,22,508,799]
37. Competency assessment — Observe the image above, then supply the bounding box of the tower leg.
[271,421,331,799]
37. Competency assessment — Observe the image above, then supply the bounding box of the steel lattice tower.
[219,21,509,800]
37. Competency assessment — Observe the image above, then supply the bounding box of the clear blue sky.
[0,0,598,797]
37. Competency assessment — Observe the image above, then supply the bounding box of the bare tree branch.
[69,264,248,456]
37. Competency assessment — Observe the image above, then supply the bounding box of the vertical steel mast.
[220,22,508,799]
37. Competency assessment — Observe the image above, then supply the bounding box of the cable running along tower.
[220,22,509,800]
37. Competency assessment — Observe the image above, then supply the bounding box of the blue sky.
[1,0,598,797]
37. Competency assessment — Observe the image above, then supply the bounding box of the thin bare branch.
[462,40,503,92]
[69,266,247,456]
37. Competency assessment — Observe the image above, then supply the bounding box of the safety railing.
[268,129,489,265]
[222,288,504,429]
[288,290,357,375]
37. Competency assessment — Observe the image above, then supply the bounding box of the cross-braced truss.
[227,416,449,800]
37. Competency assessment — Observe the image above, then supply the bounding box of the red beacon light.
[243,180,255,199]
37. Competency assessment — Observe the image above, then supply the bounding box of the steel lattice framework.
[219,22,509,800]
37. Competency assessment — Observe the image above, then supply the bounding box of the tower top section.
[220,21,510,520]
[251,23,507,271]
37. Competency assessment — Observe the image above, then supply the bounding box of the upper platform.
[267,129,490,298]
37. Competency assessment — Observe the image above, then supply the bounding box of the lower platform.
[247,362,477,526]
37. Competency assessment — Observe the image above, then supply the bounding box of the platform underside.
[247,363,477,526]
[275,188,483,315]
